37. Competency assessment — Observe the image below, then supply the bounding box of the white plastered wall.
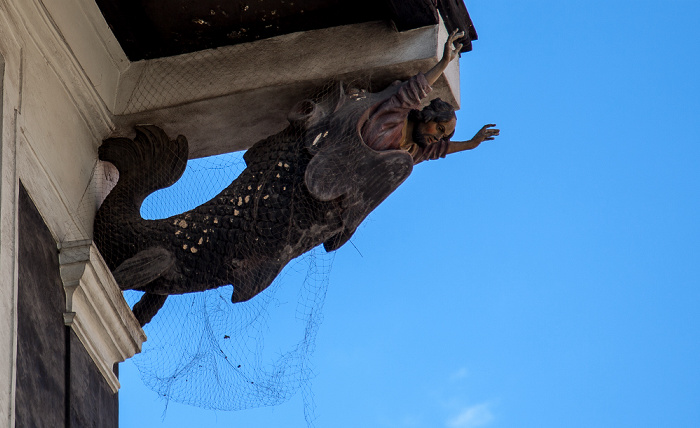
[0,7,21,425]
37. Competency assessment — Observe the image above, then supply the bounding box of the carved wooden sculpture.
[94,29,498,325]
[94,83,414,325]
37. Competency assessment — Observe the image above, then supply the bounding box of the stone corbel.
[58,239,147,393]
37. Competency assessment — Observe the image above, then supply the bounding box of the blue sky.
[120,1,700,427]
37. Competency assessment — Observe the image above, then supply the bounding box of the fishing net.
[60,74,419,424]
[64,137,335,425]
[122,151,334,421]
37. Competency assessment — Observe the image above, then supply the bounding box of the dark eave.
[386,0,438,31]
[95,0,476,61]
[437,0,478,51]
[387,0,476,51]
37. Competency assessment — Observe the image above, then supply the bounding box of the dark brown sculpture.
[94,30,498,326]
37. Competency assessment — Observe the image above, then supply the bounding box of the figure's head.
[408,98,457,148]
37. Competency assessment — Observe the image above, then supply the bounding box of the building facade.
[0,0,474,426]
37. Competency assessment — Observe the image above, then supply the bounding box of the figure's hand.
[426,29,465,85]
[471,124,500,144]
[446,124,499,155]
[441,29,465,65]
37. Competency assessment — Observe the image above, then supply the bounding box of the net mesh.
[61,76,414,424]
[64,145,335,424]
[124,151,333,419]
[122,48,247,114]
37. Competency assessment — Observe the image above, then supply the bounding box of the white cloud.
[446,403,494,428]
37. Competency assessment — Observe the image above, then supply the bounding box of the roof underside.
[95,0,477,61]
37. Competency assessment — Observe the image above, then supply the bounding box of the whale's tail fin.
[98,125,188,214]
[94,125,188,269]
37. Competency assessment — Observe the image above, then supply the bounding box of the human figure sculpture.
[362,29,499,163]
[94,29,499,326]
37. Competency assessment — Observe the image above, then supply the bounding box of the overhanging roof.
[95,0,477,61]
[39,0,479,157]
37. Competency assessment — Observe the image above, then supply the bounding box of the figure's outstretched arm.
[425,29,465,86]
[447,124,500,154]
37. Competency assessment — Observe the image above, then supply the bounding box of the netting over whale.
[93,77,413,320]
[122,151,335,419]
[66,150,337,423]
[63,78,416,422]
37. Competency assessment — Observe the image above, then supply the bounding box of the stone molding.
[40,0,130,110]
[0,9,24,424]
[5,0,115,139]
[58,239,146,393]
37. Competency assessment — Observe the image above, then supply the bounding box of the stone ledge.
[113,19,460,158]
[58,239,146,393]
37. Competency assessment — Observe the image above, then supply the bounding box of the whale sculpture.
[94,83,414,325]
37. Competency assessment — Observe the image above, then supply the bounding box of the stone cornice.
[58,240,146,393]
[6,0,115,139]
